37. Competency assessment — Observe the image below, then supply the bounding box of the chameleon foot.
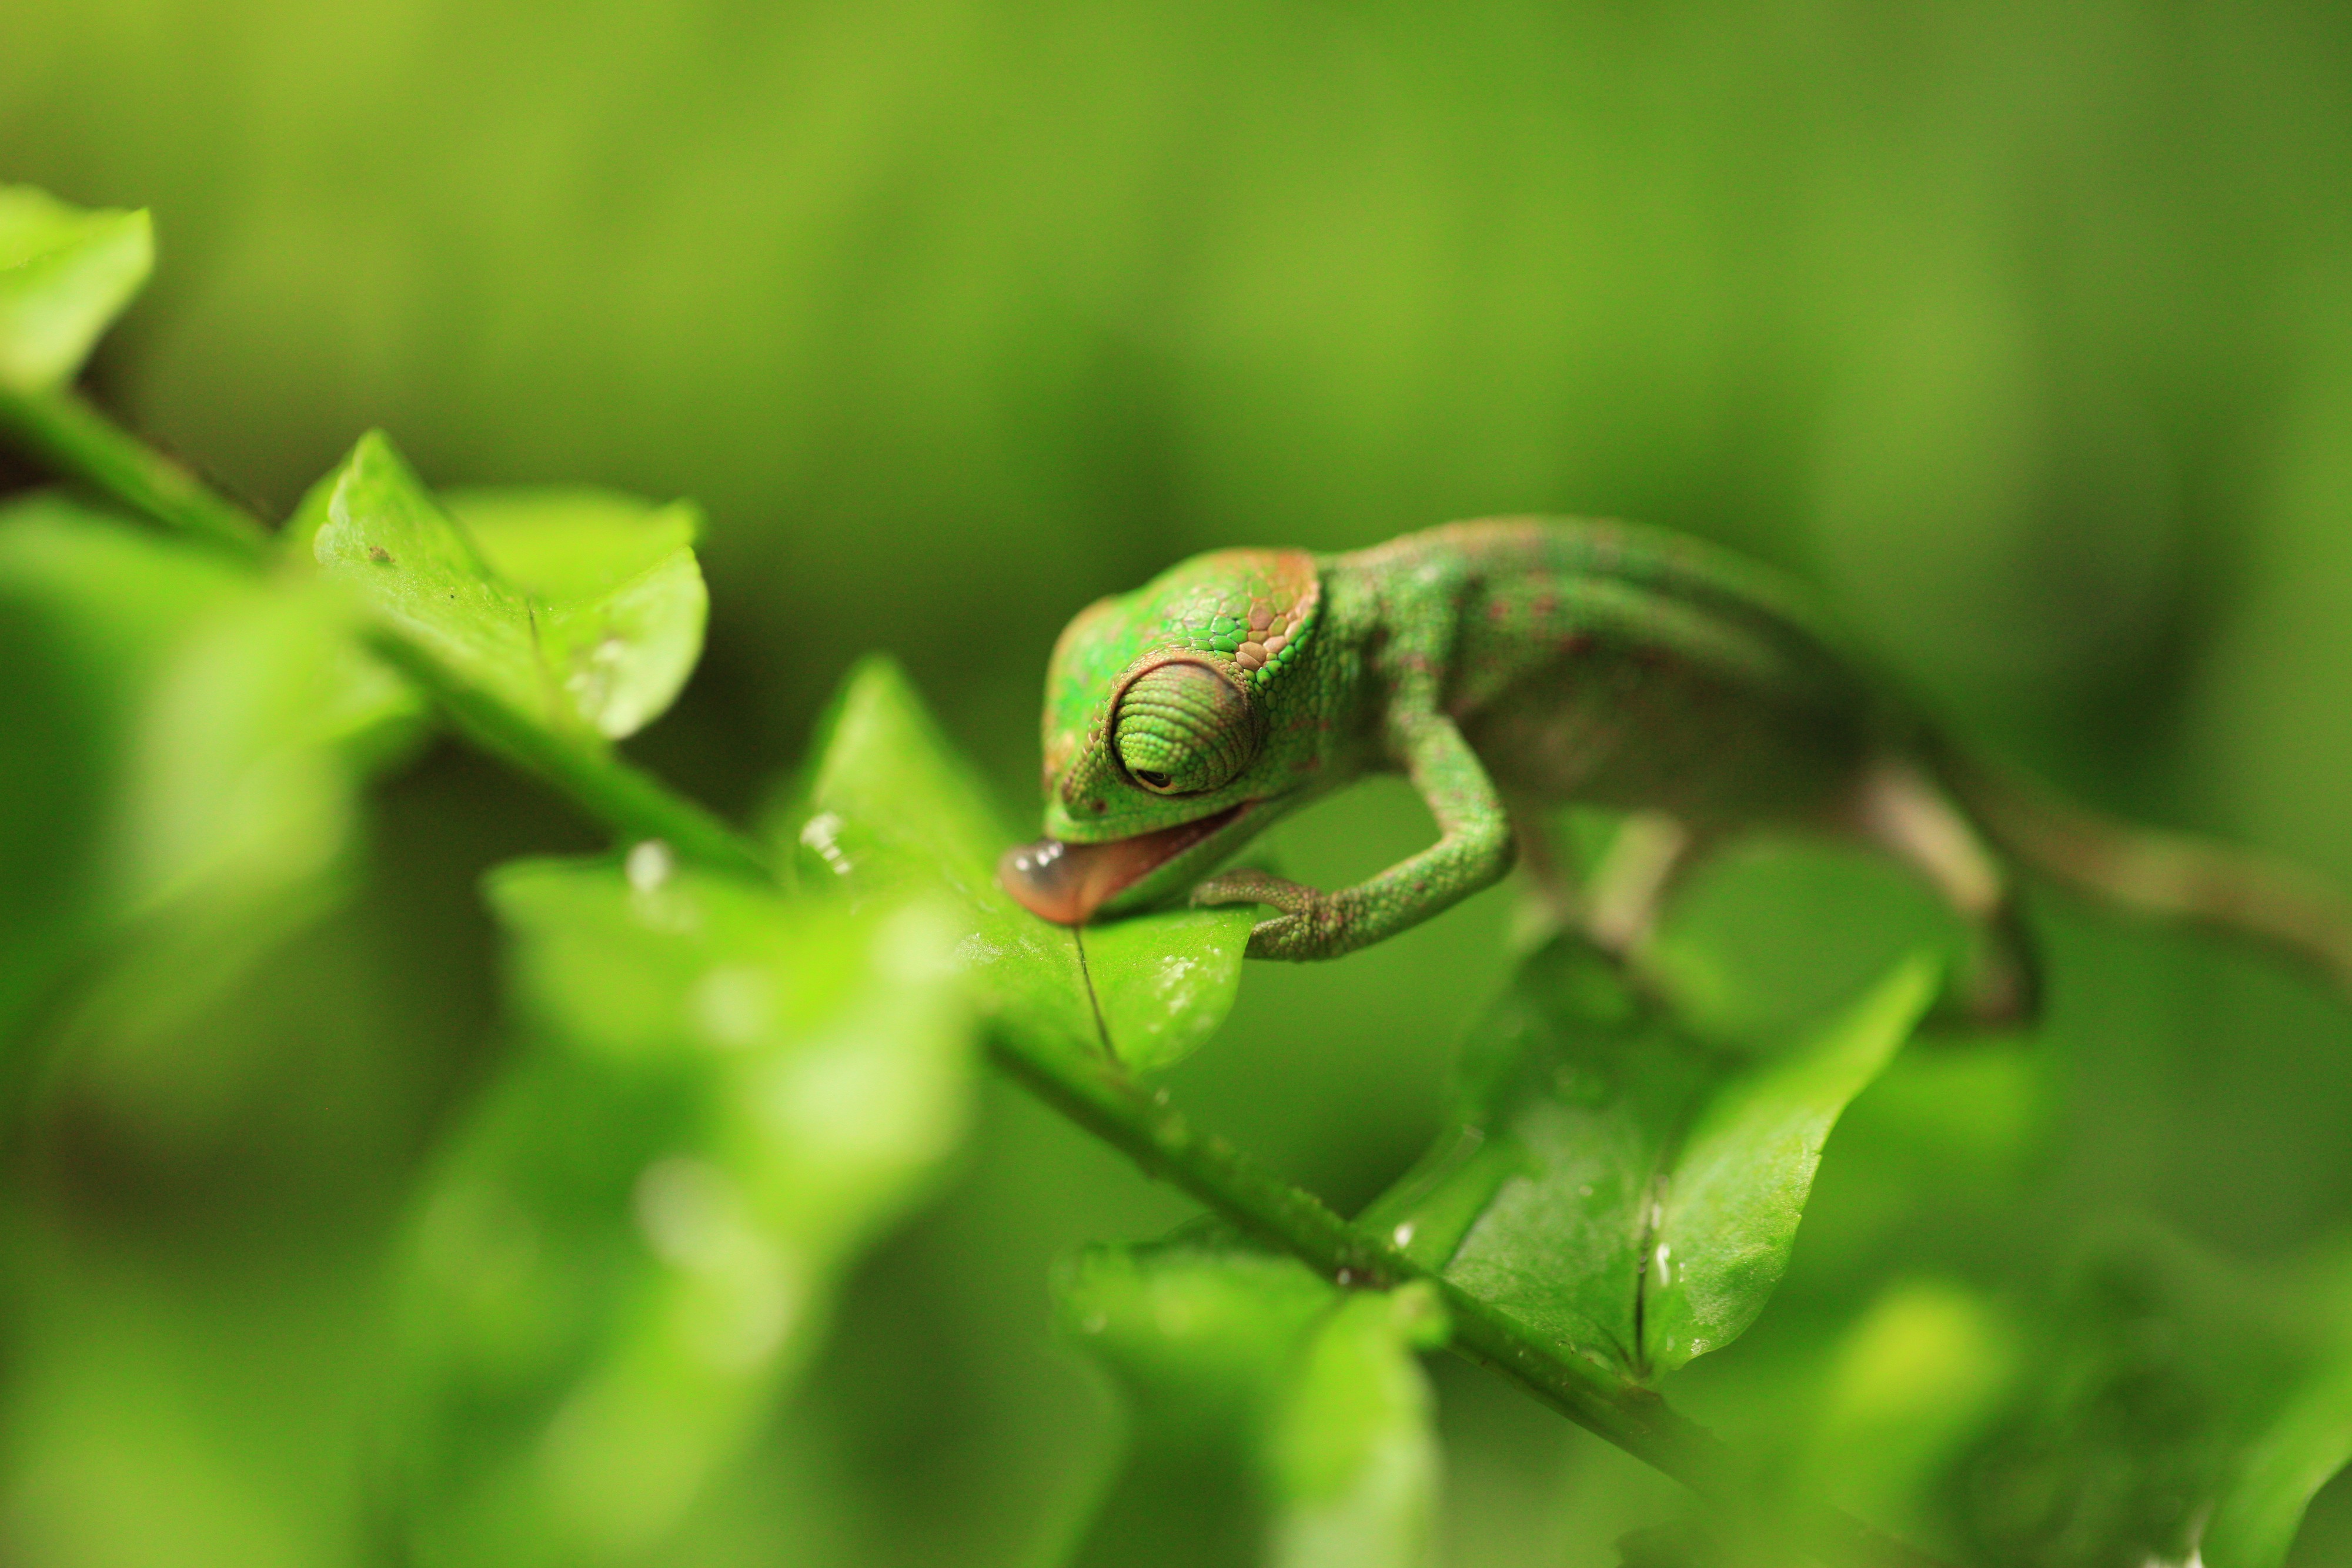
[1190,870,1345,960]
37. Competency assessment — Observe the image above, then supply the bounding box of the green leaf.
[0,185,152,392]
[1794,1278,2023,1549]
[445,487,709,740]
[1080,909,1254,1075]
[1956,1228,2352,1568]
[389,858,974,1564]
[2207,1351,2352,1567]
[303,434,708,741]
[1265,1286,1449,1567]
[0,492,242,1040]
[782,656,1254,1075]
[65,576,371,1051]
[1057,1235,1447,1568]
[1360,935,1938,1381]
[0,492,406,1055]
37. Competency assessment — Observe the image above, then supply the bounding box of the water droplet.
[626,839,674,891]
[798,811,853,876]
[1391,1222,1415,1248]
[1335,1268,1361,1288]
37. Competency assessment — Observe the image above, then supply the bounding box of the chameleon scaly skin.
[999,516,2352,1021]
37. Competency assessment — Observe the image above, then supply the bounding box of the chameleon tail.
[1929,742,2352,1004]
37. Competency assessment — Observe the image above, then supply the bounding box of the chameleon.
[997,516,2352,1023]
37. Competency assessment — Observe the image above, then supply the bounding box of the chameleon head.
[999,547,1330,925]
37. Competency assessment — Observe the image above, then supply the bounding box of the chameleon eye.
[1114,660,1256,795]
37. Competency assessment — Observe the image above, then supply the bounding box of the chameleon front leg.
[1194,702,1516,960]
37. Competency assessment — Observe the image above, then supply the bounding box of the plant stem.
[988,1024,1945,1568]
[0,382,771,881]
[0,386,271,559]
[2,387,1944,1568]
[363,630,772,881]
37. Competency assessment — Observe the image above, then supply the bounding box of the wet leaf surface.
[445,487,707,740]
[299,435,708,741]
[1361,934,1938,1381]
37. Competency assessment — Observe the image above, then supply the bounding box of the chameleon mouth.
[998,803,1250,926]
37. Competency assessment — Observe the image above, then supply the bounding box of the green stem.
[0,385,270,559]
[988,1027,1944,1568]
[363,630,773,881]
[0,381,771,881]
[3,386,1942,1568]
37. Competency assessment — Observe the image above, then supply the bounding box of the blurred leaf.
[1632,834,1965,1049]
[0,492,407,1062]
[1615,1522,1737,1568]
[1607,1521,1819,1568]
[1798,1278,2022,1550]
[1615,1279,2024,1568]
[2209,1352,2352,1568]
[1955,1228,2352,1568]
[388,858,974,1565]
[781,656,1255,1074]
[1056,1235,1446,1568]
[302,434,707,741]
[1264,1282,1448,1567]
[445,488,708,741]
[62,577,372,1054]
[0,185,151,392]
[1361,935,1938,1380]
[0,491,241,1041]
[1615,1525,1697,1566]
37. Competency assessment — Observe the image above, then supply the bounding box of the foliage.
[0,490,399,1054]
[387,861,971,1564]
[1362,937,1939,1382]
[1055,1232,1447,1568]
[7,82,2352,1568]
[0,185,148,393]
[782,655,1255,1076]
[1957,1227,2352,1568]
[286,440,709,745]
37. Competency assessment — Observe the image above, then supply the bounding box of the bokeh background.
[7,2,2352,1563]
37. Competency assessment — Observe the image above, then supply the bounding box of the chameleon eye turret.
[1000,654,1265,924]
[998,546,1321,929]
[1114,658,1257,794]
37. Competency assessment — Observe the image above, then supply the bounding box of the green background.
[7,2,2352,1563]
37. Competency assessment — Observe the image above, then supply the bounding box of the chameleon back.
[1329,518,1888,833]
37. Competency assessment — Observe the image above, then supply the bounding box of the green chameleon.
[998,517,2352,1022]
